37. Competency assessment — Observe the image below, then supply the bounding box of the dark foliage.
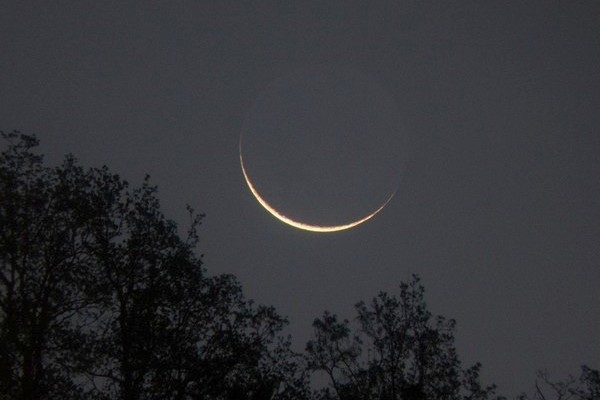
[517,365,600,400]
[0,131,309,400]
[305,275,504,400]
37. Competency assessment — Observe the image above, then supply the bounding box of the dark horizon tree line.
[0,131,597,400]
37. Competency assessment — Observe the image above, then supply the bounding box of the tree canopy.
[305,275,503,400]
[517,366,600,400]
[0,131,308,400]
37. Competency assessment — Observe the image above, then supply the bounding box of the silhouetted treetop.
[517,366,599,400]
[305,275,504,400]
[0,131,309,400]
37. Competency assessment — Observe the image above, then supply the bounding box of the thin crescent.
[239,139,395,233]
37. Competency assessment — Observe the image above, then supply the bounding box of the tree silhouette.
[0,131,309,400]
[0,132,99,399]
[305,275,504,400]
[517,366,600,400]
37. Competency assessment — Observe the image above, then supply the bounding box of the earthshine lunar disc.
[240,66,406,232]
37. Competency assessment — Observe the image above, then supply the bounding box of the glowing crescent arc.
[239,139,395,233]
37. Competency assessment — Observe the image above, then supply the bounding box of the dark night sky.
[1,1,599,396]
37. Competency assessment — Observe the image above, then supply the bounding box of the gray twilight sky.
[1,1,599,396]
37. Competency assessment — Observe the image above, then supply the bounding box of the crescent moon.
[239,138,395,233]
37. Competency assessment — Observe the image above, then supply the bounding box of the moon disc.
[241,66,407,229]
